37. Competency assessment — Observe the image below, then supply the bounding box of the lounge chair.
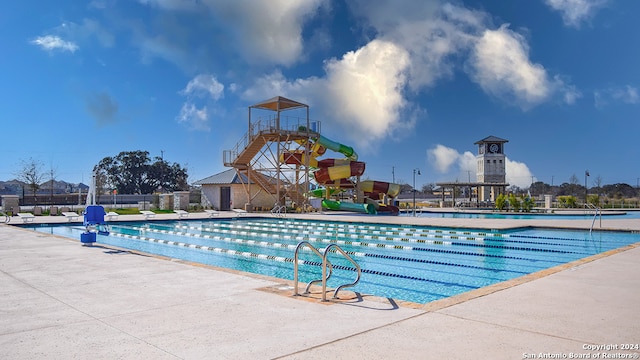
[50,206,58,216]
[105,211,119,221]
[204,209,219,217]
[232,208,249,216]
[140,210,156,219]
[62,212,80,222]
[174,210,189,219]
[17,213,35,223]
[33,206,43,216]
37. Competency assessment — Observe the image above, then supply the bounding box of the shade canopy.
[250,96,308,111]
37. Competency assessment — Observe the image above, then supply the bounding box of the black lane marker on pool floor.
[108,232,479,291]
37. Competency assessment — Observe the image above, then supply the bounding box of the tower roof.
[249,96,308,111]
[474,135,509,145]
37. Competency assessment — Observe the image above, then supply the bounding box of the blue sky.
[2,0,639,190]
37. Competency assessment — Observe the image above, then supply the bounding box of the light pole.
[584,170,590,206]
[413,168,421,216]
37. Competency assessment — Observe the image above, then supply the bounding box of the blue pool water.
[26,218,639,304]
[401,210,640,220]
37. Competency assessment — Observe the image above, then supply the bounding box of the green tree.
[522,195,535,212]
[557,195,578,208]
[508,193,521,212]
[495,194,507,211]
[95,151,188,194]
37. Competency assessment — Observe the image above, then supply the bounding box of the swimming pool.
[402,210,640,219]
[27,218,639,304]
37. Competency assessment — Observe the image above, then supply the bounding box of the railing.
[223,117,321,165]
[585,203,602,233]
[293,241,361,301]
[0,211,9,224]
[293,241,331,295]
[271,203,287,217]
[322,244,361,301]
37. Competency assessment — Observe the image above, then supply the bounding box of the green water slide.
[321,199,377,214]
[299,126,357,160]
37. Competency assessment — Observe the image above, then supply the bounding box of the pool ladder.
[271,203,286,217]
[585,203,602,233]
[293,241,361,302]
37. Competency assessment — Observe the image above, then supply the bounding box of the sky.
[1,0,639,190]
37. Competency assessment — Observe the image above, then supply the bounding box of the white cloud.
[611,85,640,104]
[176,103,210,131]
[428,144,533,188]
[240,39,413,150]
[467,25,551,110]
[428,144,462,173]
[544,0,608,28]
[176,74,225,131]
[322,39,411,140]
[138,0,199,11]
[594,85,640,108]
[239,1,583,149]
[182,74,224,100]
[30,35,78,53]
[138,0,328,66]
[207,0,328,66]
[349,2,578,110]
[506,159,534,189]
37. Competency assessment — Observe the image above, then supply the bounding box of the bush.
[522,196,535,212]
[557,195,578,208]
[495,194,507,211]
[508,194,521,212]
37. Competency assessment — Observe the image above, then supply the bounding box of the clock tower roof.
[474,135,509,145]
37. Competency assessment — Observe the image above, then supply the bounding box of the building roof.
[193,169,250,185]
[474,135,509,144]
[193,168,283,186]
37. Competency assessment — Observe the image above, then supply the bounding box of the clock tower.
[475,136,508,201]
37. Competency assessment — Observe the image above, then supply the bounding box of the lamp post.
[413,168,421,216]
[584,170,590,206]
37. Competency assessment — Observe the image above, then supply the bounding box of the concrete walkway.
[1,213,639,359]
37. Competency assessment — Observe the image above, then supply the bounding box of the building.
[435,135,509,206]
[475,135,509,202]
[193,169,278,211]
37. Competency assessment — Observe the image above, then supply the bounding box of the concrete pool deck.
[1,212,639,359]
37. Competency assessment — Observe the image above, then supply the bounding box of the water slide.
[291,127,399,214]
[322,199,377,215]
[361,180,401,198]
[314,160,366,184]
[298,126,357,161]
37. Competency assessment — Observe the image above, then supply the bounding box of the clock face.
[479,144,485,154]
[489,144,499,153]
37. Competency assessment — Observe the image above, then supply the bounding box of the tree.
[495,194,507,211]
[530,181,551,196]
[421,183,435,194]
[94,151,189,194]
[16,158,45,203]
[508,193,521,211]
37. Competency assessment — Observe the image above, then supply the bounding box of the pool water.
[28,218,640,304]
[402,210,640,219]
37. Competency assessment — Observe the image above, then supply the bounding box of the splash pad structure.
[223,96,400,215]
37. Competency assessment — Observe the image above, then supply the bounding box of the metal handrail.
[271,203,287,217]
[223,118,321,165]
[293,241,332,296]
[585,203,602,233]
[322,244,361,301]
